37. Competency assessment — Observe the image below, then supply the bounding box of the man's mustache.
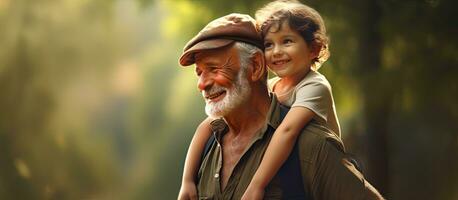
[202,85,227,99]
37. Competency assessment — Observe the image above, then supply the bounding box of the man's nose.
[197,72,212,91]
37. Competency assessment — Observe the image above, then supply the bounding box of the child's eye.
[264,42,273,49]
[283,39,293,44]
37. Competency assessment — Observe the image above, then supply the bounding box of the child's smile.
[264,22,316,79]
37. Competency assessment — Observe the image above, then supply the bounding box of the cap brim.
[179,39,234,66]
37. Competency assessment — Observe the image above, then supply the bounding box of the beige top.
[268,70,341,137]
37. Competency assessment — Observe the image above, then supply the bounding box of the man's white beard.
[204,67,251,119]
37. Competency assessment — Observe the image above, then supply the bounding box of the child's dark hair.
[256,0,330,70]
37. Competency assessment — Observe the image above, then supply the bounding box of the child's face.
[263,22,315,78]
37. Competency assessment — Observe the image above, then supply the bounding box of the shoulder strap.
[279,105,290,121]
[201,133,216,162]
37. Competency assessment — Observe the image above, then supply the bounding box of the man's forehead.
[195,45,238,64]
[194,51,219,64]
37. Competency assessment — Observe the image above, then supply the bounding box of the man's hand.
[241,184,264,200]
[177,182,198,200]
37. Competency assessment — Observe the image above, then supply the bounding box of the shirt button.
[214,173,219,179]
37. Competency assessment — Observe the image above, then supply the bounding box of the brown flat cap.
[179,13,263,66]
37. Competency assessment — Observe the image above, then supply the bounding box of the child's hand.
[241,184,264,200]
[177,182,198,200]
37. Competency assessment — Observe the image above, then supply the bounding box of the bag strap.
[201,132,216,162]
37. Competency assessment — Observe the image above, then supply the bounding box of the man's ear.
[250,51,266,82]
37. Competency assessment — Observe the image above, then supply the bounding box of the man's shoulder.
[296,122,345,163]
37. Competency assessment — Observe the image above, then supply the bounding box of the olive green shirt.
[197,95,383,200]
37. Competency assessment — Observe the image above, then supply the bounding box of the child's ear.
[310,42,322,59]
[250,51,266,82]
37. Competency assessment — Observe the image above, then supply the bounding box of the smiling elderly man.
[178,13,383,200]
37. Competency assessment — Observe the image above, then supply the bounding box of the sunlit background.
[0,0,457,199]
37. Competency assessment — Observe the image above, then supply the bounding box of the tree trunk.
[357,0,391,196]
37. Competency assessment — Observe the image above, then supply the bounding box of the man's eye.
[208,66,218,71]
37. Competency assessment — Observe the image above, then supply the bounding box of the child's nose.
[273,46,283,56]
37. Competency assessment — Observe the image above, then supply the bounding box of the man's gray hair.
[234,42,266,84]
[235,42,262,68]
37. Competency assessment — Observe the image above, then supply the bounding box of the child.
[178,1,341,199]
[242,1,341,199]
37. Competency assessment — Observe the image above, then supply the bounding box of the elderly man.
[179,13,383,200]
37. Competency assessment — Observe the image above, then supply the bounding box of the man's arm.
[178,117,213,200]
[298,128,384,200]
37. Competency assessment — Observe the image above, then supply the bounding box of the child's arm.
[178,117,213,200]
[241,107,315,200]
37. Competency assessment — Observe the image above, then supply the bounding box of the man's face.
[194,45,251,118]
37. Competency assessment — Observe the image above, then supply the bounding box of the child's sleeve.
[292,80,332,123]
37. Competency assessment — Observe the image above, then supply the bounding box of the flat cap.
[179,13,263,66]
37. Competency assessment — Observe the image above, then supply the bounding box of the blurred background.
[0,0,457,199]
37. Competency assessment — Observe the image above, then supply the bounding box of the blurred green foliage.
[0,0,457,199]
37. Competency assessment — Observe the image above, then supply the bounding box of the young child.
[242,1,341,199]
[178,1,341,199]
